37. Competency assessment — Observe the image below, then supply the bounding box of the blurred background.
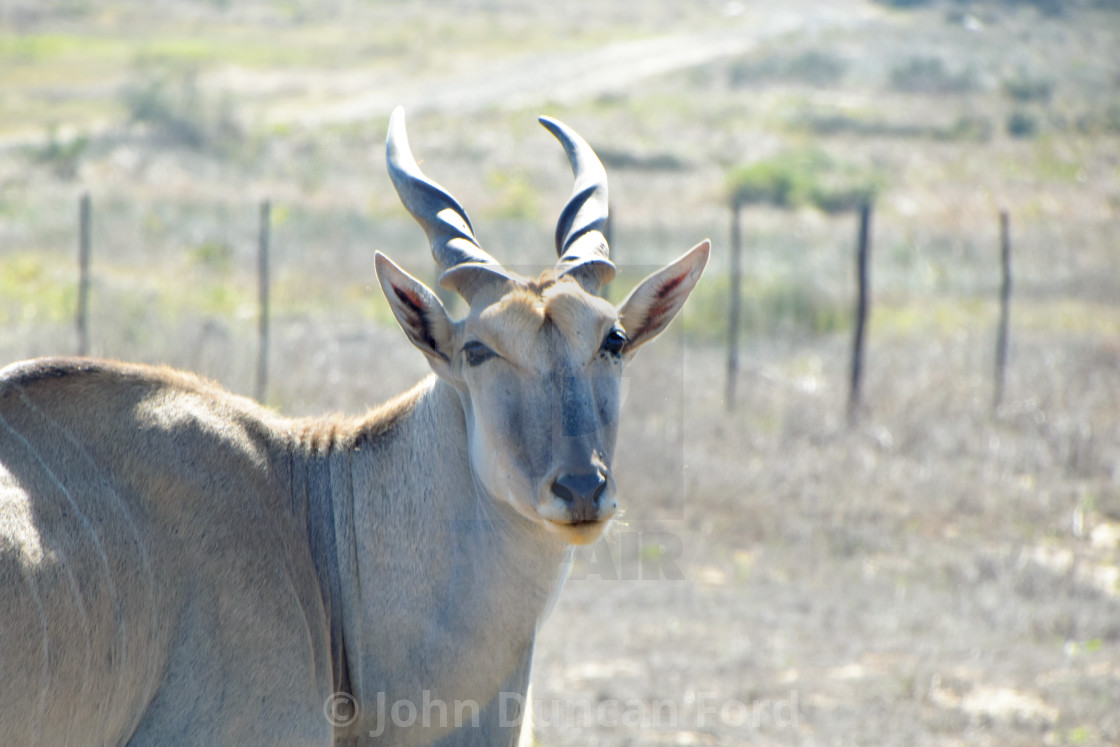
[1,0,1118,743]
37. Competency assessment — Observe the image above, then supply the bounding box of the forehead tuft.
[524,271,559,296]
[474,274,616,356]
[541,279,615,335]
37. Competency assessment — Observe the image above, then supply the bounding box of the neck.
[297,375,572,741]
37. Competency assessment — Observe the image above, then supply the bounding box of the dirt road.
[263,1,879,126]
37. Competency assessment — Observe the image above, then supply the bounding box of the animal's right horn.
[386,106,508,298]
[539,116,616,291]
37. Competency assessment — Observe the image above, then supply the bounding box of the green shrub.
[726,156,806,208]
[120,63,241,153]
[727,150,881,213]
[728,50,847,88]
[942,116,994,142]
[889,56,976,94]
[784,51,848,87]
[188,240,234,271]
[597,148,688,171]
[1002,72,1054,104]
[792,110,992,142]
[1007,109,1039,138]
[1074,101,1120,135]
[1019,0,1064,15]
[807,177,880,214]
[27,124,89,179]
[1107,102,1120,133]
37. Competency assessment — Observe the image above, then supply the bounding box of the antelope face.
[454,275,625,544]
[376,108,708,545]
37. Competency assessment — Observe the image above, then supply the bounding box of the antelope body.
[0,108,708,745]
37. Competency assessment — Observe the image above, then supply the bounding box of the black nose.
[550,472,608,522]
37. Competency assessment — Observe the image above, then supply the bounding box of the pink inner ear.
[655,273,685,301]
[631,272,688,341]
[392,284,448,362]
[393,285,423,316]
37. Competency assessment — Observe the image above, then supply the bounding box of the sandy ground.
[528,335,1120,746]
[2,0,1118,744]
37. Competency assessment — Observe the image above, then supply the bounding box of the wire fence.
[4,190,1117,425]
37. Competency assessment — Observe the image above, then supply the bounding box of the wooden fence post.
[993,209,1012,413]
[847,202,873,426]
[726,202,742,410]
[76,192,91,356]
[255,200,271,403]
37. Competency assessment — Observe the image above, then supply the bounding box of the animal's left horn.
[539,116,616,289]
[386,106,508,298]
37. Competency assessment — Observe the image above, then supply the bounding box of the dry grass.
[2,0,1119,744]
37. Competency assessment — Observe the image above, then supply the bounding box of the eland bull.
[0,107,708,745]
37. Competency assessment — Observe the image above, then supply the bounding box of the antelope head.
[376,108,708,545]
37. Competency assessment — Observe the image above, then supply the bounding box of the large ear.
[375,252,455,372]
[617,240,710,354]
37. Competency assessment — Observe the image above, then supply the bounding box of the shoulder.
[0,356,103,387]
[1,356,204,392]
[0,356,277,433]
[0,357,297,478]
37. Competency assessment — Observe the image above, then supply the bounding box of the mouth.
[545,516,614,546]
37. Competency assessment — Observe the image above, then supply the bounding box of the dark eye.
[601,327,628,358]
[463,340,497,367]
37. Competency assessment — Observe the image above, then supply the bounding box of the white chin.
[545,518,612,546]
